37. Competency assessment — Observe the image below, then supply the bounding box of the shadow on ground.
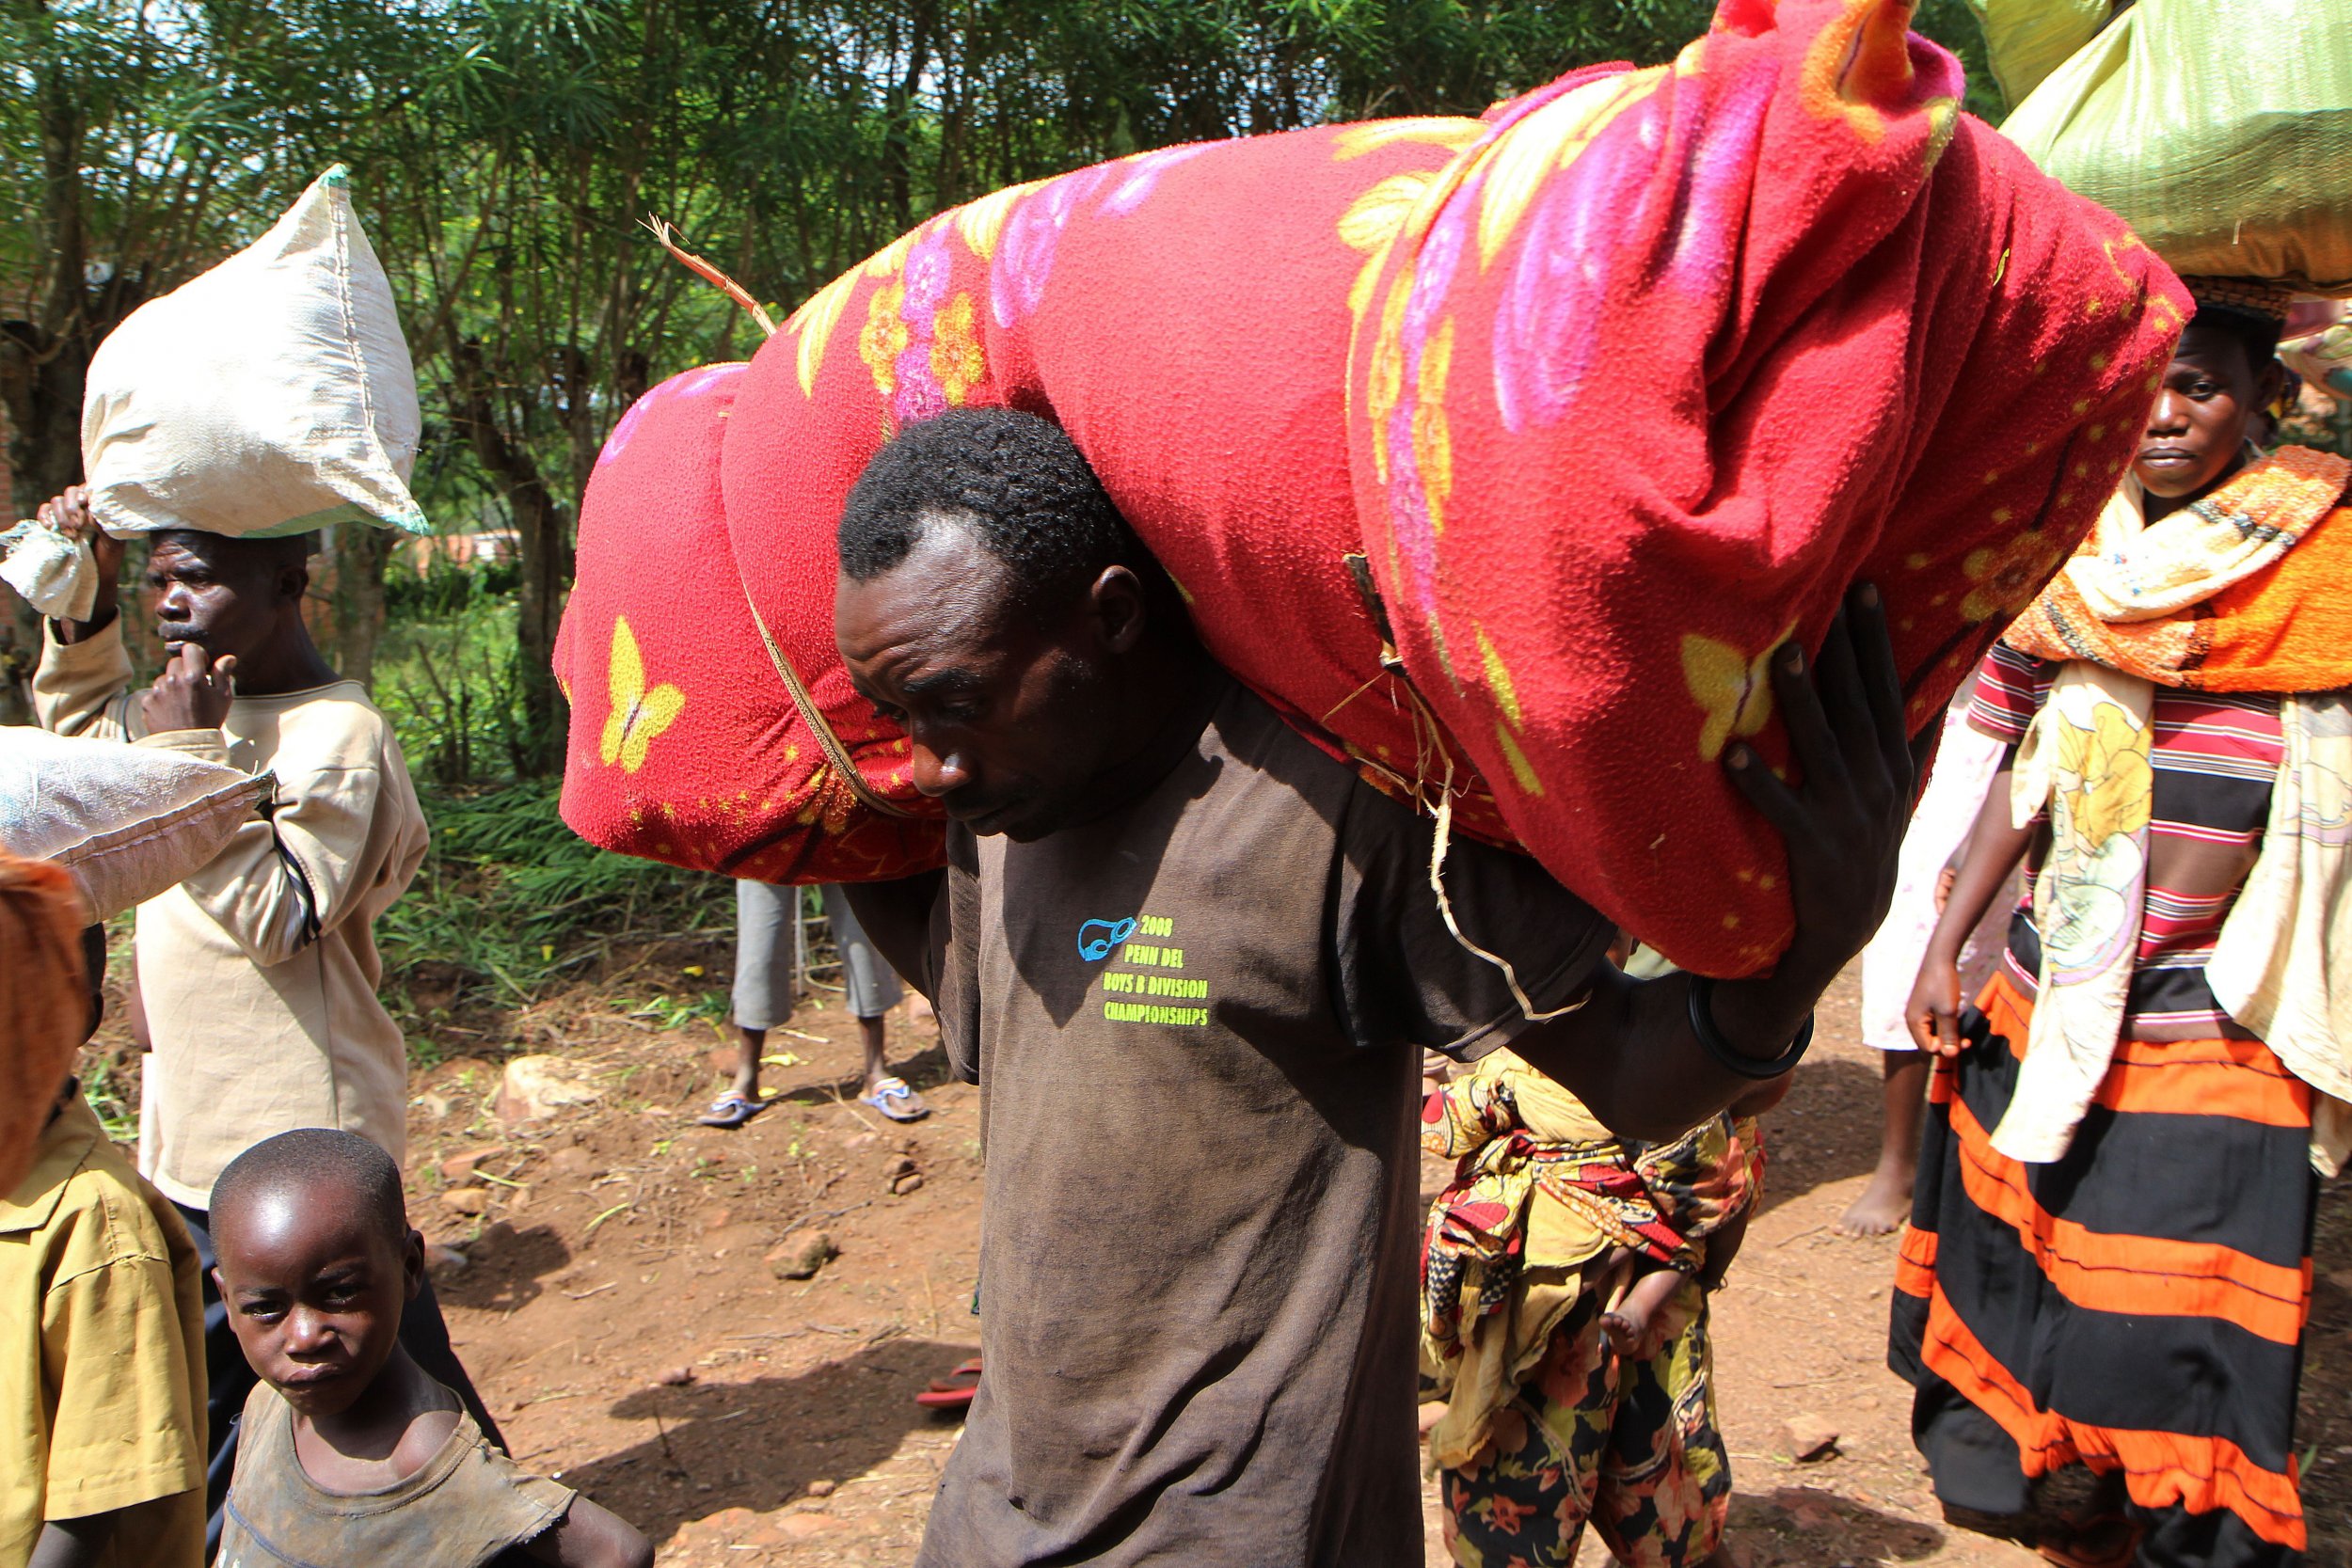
[552,1336,976,1549]
[1752,1054,1888,1215]
[1730,1484,1946,1564]
[436,1221,573,1313]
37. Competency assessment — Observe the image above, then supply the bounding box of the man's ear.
[1090,565,1149,655]
[400,1226,426,1302]
[276,561,311,607]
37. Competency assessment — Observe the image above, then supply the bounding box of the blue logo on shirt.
[1077,917,1136,962]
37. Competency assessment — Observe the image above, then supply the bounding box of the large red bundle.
[1346,1,2187,972]
[553,362,942,882]
[575,0,2185,975]
[719,116,1516,842]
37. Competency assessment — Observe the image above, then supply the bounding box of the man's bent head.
[834,408,1190,842]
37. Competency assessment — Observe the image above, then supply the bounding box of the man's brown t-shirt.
[913,681,1612,1567]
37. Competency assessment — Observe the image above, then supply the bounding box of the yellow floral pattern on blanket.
[931,293,986,406]
[858,281,911,400]
[1681,626,1788,763]
[600,615,685,775]
[1960,528,2064,623]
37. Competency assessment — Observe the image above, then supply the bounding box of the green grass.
[381,778,721,1051]
[375,566,532,788]
[370,562,729,1058]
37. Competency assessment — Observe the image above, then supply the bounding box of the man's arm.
[158,729,399,967]
[1510,587,1926,1139]
[28,1513,114,1568]
[39,1241,204,1568]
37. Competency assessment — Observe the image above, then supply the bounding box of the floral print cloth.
[1418,1049,1759,1473]
[572,0,2185,960]
[1441,1286,1728,1568]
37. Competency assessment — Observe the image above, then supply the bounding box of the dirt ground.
[362,945,2352,1567]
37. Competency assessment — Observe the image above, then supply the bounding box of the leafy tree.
[5,0,2000,751]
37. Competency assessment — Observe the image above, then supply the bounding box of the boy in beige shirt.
[28,485,499,1557]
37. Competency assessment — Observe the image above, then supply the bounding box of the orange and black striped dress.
[1889,646,2316,1564]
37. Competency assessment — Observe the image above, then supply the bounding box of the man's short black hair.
[837,407,1170,621]
[211,1128,408,1252]
[153,530,317,573]
[2186,305,2282,377]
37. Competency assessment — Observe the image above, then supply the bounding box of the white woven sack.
[81,165,427,539]
[0,728,271,921]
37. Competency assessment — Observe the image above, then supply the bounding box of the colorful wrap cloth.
[717,111,1519,847]
[1417,1049,1763,1472]
[552,362,945,883]
[566,0,2185,974]
[2283,297,2352,402]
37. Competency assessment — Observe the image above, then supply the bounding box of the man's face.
[2135,323,2280,501]
[214,1188,420,1419]
[835,520,1127,842]
[145,534,287,663]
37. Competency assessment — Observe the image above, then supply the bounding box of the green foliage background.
[7,0,2000,771]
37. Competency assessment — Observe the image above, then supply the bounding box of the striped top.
[1969,642,2280,1041]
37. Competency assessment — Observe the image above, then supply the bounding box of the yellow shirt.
[34,621,429,1207]
[0,1095,207,1567]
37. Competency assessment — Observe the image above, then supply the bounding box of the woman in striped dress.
[1892,287,2352,1568]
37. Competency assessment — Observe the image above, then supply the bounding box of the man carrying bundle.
[30,488,501,1558]
[834,407,1921,1568]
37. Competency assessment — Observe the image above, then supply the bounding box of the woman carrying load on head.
[1892,279,2352,1568]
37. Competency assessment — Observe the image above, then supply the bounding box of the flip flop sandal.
[696,1093,771,1129]
[916,1361,980,1410]
[923,1358,983,1390]
[861,1077,930,1122]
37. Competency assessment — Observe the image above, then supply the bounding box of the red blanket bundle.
[567,0,2186,974]
[717,116,1515,842]
[1346,0,2187,972]
[554,362,944,883]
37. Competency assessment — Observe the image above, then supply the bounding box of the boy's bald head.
[211,1128,407,1253]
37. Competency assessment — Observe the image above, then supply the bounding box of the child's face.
[213,1186,422,1418]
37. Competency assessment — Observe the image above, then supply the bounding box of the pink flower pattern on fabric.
[1383,202,1468,615]
[888,224,958,423]
[991,145,1214,329]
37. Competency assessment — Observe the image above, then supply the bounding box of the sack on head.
[82,166,426,540]
[2000,0,2352,293]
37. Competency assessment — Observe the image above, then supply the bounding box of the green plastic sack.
[2002,0,2352,293]
[1967,0,2118,106]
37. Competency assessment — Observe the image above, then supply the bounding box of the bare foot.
[1836,1164,1912,1236]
